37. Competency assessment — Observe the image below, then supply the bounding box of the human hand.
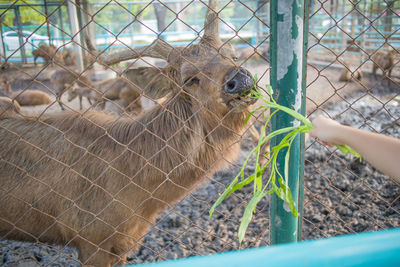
[309,115,344,146]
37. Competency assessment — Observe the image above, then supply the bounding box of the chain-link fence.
[303,0,400,241]
[0,0,399,266]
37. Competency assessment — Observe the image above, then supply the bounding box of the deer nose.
[225,68,253,95]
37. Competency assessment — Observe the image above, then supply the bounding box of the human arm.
[309,115,400,183]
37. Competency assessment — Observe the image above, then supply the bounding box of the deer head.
[65,83,78,102]
[87,0,255,117]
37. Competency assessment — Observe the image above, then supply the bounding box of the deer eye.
[183,77,200,87]
[232,56,238,62]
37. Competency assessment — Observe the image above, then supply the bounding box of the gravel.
[1,81,399,266]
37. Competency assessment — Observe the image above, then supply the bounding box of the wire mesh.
[304,0,400,241]
[0,0,398,266]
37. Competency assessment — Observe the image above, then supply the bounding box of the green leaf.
[251,86,313,128]
[263,126,299,143]
[284,143,291,187]
[253,74,259,85]
[277,177,298,217]
[238,191,266,245]
[335,144,362,161]
[210,170,266,218]
[230,174,258,196]
[244,111,256,125]
[209,175,239,218]
[266,84,273,96]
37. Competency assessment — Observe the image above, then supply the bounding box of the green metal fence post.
[270,0,309,244]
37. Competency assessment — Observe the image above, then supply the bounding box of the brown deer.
[50,68,92,110]
[32,44,64,66]
[0,96,21,119]
[372,48,396,83]
[67,77,143,114]
[66,83,101,109]
[0,1,257,266]
[338,67,362,82]
[61,48,76,66]
[238,45,269,63]
[0,78,52,106]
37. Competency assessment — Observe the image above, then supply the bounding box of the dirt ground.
[0,61,399,266]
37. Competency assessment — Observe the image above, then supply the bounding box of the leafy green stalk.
[209,78,362,245]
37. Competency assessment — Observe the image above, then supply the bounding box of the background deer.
[372,48,396,83]
[339,67,363,82]
[0,96,21,119]
[237,45,269,63]
[67,77,143,114]
[0,78,52,106]
[50,68,92,110]
[32,44,64,66]
[0,1,258,266]
[66,83,100,109]
[61,48,76,66]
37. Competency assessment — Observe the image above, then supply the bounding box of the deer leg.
[109,231,144,267]
[76,240,118,267]
[388,68,393,87]
[87,98,93,106]
[79,95,83,110]
[56,93,65,111]
[58,101,65,111]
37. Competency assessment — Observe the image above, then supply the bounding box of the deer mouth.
[224,68,257,109]
[227,90,257,108]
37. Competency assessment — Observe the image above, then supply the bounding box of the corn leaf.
[336,144,362,161]
[238,191,266,245]
[209,81,361,244]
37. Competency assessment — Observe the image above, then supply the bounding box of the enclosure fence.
[0,0,399,266]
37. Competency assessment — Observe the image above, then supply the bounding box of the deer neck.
[4,83,12,96]
[108,93,247,223]
[111,92,246,153]
[42,92,246,168]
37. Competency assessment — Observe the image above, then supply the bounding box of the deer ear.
[124,67,174,99]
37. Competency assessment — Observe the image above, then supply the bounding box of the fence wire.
[303,0,400,241]
[0,0,399,266]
